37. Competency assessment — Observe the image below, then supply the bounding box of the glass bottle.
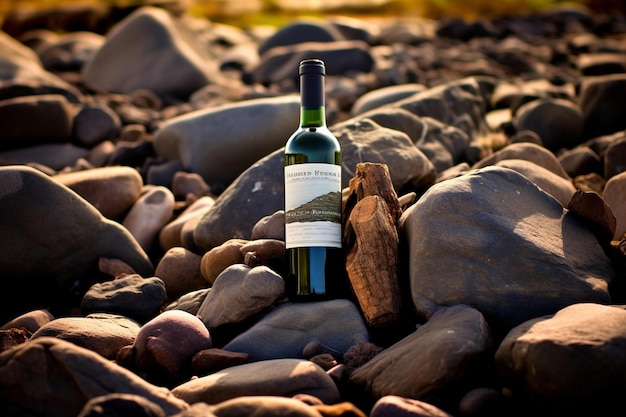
[284,58,342,300]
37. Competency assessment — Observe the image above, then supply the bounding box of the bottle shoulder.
[285,126,340,152]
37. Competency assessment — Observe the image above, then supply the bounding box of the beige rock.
[123,185,175,251]
[172,358,340,405]
[603,170,626,240]
[30,314,140,360]
[250,210,285,241]
[1,309,55,333]
[53,166,143,220]
[200,238,248,284]
[159,196,215,252]
[155,247,207,300]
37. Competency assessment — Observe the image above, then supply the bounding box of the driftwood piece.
[343,163,402,233]
[343,162,402,328]
[346,195,401,327]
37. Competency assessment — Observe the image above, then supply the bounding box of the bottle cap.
[300,59,325,76]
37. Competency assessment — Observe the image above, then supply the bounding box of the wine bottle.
[284,58,342,301]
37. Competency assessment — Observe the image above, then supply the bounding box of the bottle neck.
[300,72,326,128]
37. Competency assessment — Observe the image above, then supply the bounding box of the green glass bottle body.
[284,59,342,301]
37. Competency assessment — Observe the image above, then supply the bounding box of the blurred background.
[2,0,625,31]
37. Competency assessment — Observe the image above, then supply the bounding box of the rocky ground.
[2,3,626,417]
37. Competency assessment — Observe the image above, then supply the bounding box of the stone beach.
[2,2,626,416]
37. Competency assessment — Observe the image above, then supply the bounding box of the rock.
[159,196,215,251]
[312,401,368,417]
[200,239,248,284]
[0,337,188,417]
[577,52,626,76]
[398,166,614,333]
[493,158,576,206]
[579,73,626,139]
[0,143,89,170]
[490,78,574,111]
[86,139,115,166]
[193,118,436,252]
[123,185,176,252]
[210,396,324,417]
[1,309,55,333]
[146,159,185,189]
[356,108,471,173]
[250,210,285,241]
[196,264,285,330]
[351,84,427,115]
[81,6,215,98]
[223,299,368,361]
[355,107,425,144]
[108,139,157,169]
[180,213,204,252]
[251,40,374,85]
[495,303,626,414]
[513,98,584,152]
[258,18,345,55]
[73,103,121,147]
[171,171,211,200]
[458,387,507,417]
[557,145,602,177]
[0,94,75,147]
[155,247,207,300]
[164,288,210,316]
[0,165,153,321]
[130,310,212,385]
[239,239,286,270]
[98,257,141,278]
[573,172,606,194]
[77,393,168,417]
[602,170,626,240]
[566,189,616,243]
[334,118,438,191]
[169,403,216,417]
[351,305,492,411]
[153,95,300,190]
[192,348,249,374]
[603,132,626,179]
[472,141,570,179]
[81,275,166,323]
[30,313,140,360]
[35,30,105,73]
[327,15,379,44]
[0,30,83,102]
[52,166,144,220]
[172,358,340,405]
[393,77,487,140]
[414,117,471,173]
[370,395,454,417]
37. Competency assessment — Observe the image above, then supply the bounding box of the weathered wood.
[345,195,401,327]
[343,162,402,233]
[343,162,403,328]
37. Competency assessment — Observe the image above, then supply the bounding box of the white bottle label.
[285,163,342,249]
